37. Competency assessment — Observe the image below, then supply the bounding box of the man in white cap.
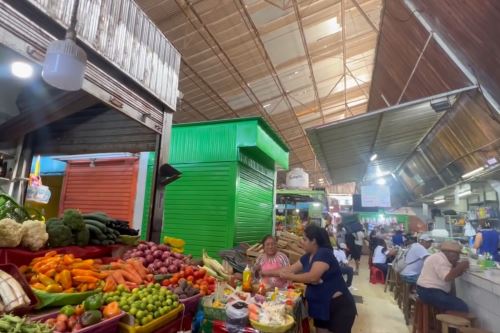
[416,241,469,313]
[400,234,433,283]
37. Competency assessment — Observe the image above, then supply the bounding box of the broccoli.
[47,222,73,247]
[62,209,85,232]
[74,226,90,246]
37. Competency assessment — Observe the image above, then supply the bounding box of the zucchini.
[83,213,111,224]
[83,219,107,232]
[87,224,107,240]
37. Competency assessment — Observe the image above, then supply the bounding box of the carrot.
[123,264,143,281]
[125,282,138,290]
[120,269,142,284]
[110,262,125,269]
[103,275,117,292]
[72,275,99,283]
[127,260,148,279]
[111,271,127,285]
[71,269,100,278]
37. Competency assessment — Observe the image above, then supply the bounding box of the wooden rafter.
[351,0,379,32]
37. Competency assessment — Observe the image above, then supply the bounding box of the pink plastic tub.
[36,311,126,333]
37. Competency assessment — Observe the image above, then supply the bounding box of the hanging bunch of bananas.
[0,270,30,312]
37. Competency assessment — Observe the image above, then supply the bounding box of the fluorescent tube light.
[370,154,378,161]
[461,167,485,179]
[434,199,446,205]
[458,190,472,198]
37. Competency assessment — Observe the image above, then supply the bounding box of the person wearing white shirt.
[401,234,433,283]
[333,244,353,287]
[372,239,397,278]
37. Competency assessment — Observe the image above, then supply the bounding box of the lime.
[165,306,172,313]
[166,299,173,306]
[173,301,179,308]
[136,310,145,320]
[159,307,166,316]
[122,304,130,312]
[139,285,146,290]
[112,296,120,302]
[154,301,161,307]
[154,283,161,289]
[140,317,149,326]
[129,307,138,316]
[147,304,155,312]
[119,301,127,308]
[132,288,139,294]
[153,311,161,319]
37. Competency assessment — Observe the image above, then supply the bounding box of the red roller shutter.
[59,157,139,223]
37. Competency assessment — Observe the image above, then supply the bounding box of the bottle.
[242,265,252,292]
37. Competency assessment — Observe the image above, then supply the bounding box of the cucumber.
[86,224,107,240]
[83,219,107,232]
[83,213,111,224]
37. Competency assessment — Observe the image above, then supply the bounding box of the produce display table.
[201,297,310,333]
[0,245,125,267]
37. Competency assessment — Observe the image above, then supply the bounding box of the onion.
[147,263,155,272]
[137,243,148,251]
[144,250,152,256]
[135,251,144,257]
[147,241,156,247]
[153,250,163,259]
[161,252,170,260]
[168,264,178,273]
[150,245,159,252]
[154,261,163,269]
[158,244,169,251]
[159,267,169,274]
[145,255,154,264]
[172,253,183,259]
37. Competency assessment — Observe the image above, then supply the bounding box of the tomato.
[194,284,200,289]
[187,276,194,282]
[207,276,216,284]
[162,280,170,287]
[199,269,206,276]
[171,277,179,285]
[178,272,185,279]
[185,267,194,276]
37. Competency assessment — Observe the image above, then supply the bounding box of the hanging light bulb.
[42,0,86,91]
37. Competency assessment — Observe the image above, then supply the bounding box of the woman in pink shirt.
[254,235,290,289]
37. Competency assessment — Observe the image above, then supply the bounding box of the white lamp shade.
[42,39,87,91]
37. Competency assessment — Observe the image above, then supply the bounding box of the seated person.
[333,244,353,288]
[401,234,433,284]
[417,241,469,313]
[473,221,500,261]
[392,230,405,247]
[372,239,397,279]
[254,235,290,289]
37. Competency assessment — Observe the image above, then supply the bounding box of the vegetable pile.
[84,213,138,236]
[100,259,153,292]
[43,294,121,332]
[161,266,216,297]
[0,218,49,251]
[0,314,52,333]
[23,251,103,293]
[122,242,192,275]
[103,284,180,326]
[46,210,90,248]
[0,194,34,222]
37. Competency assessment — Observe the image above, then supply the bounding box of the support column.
[147,112,173,243]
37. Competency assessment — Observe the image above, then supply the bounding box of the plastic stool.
[445,311,476,327]
[370,266,385,284]
[436,314,471,333]
[459,328,492,333]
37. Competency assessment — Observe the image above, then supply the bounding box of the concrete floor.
[350,257,411,333]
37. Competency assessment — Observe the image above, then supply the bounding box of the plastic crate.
[0,264,38,315]
[118,304,184,333]
[180,293,201,316]
[36,311,126,333]
[202,296,227,321]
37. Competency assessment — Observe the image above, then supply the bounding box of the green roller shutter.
[235,159,274,244]
[141,152,155,240]
[162,162,237,258]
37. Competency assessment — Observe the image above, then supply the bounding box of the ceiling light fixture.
[370,153,378,161]
[434,199,446,205]
[11,61,33,79]
[42,0,86,91]
[458,190,472,198]
[430,97,451,113]
[376,178,386,185]
[461,166,485,179]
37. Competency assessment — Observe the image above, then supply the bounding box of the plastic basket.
[180,293,201,316]
[118,304,184,333]
[36,311,126,333]
[250,315,295,333]
[0,264,38,315]
[202,296,227,321]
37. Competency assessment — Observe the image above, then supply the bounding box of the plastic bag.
[226,301,249,331]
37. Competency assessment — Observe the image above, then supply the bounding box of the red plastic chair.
[370,266,385,284]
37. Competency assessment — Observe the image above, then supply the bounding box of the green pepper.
[83,294,103,311]
[80,310,102,327]
[60,305,75,316]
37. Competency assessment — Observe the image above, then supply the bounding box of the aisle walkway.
[350,257,410,333]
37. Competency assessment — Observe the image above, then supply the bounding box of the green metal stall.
[144,118,288,257]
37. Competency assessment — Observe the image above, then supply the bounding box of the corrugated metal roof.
[307,87,476,185]
[27,0,181,110]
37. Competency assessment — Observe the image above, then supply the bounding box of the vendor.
[263,225,357,333]
[254,235,290,289]
[473,221,500,261]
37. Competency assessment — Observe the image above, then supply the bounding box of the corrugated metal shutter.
[162,162,236,258]
[235,163,274,244]
[60,158,139,222]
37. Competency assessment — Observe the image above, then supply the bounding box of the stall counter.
[455,269,500,332]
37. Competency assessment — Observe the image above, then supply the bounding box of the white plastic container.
[286,168,309,189]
